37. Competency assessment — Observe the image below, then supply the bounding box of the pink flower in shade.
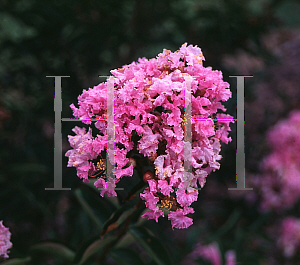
[194,242,222,265]
[248,110,300,213]
[0,221,12,259]
[264,110,300,189]
[66,43,234,228]
[184,242,237,265]
[225,250,237,265]
[168,207,194,229]
[278,217,300,258]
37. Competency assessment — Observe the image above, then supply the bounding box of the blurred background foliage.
[0,0,300,264]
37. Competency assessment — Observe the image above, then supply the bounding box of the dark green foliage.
[0,0,299,264]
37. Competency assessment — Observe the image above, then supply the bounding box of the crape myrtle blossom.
[278,217,300,258]
[0,221,12,259]
[247,110,300,213]
[66,43,234,229]
[183,242,237,265]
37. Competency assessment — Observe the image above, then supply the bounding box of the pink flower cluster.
[184,242,236,265]
[278,217,300,258]
[251,110,300,212]
[66,43,234,229]
[0,221,12,259]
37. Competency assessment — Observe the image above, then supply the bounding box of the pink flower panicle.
[250,110,300,212]
[66,43,234,229]
[0,221,12,259]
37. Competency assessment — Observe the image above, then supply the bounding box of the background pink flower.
[184,242,236,265]
[278,217,300,258]
[0,221,12,259]
[247,110,300,213]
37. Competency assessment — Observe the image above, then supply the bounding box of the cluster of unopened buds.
[66,43,234,229]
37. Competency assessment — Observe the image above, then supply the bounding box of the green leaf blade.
[110,248,146,265]
[129,226,173,265]
[78,235,118,265]
[0,257,31,265]
[30,242,75,262]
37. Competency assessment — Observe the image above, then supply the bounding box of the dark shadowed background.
[0,0,300,264]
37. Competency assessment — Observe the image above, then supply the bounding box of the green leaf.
[274,1,300,27]
[115,232,136,249]
[101,189,145,237]
[78,235,118,265]
[74,188,102,231]
[101,202,133,237]
[116,208,136,227]
[75,185,118,228]
[30,242,75,262]
[110,248,146,265]
[125,201,146,225]
[72,234,100,264]
[248,211,274,232]
[82,178,121,211]
[129,226,173,265]
[115,168,144,204]
[208,209,241,241]
[122,179,145,203]
[81,178,101,193]
[0,257,31,265]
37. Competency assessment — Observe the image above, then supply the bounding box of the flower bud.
[126,158,137,168]
[148,152,157,162]
[153,112,162,124]
[194,88,206,98]
[143,170,155,183]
